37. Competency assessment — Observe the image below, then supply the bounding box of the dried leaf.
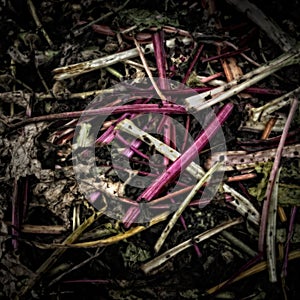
[33,178,77,227]
[121,243,151,268]
[3,122,47,180]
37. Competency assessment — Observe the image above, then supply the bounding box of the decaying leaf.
[121,242,151,268]
[278,186,300,206]
[33,167,81,228]
[3,122,47,180]
[0,91,31,108]
[248,162,273,201]
[248,159,300,205]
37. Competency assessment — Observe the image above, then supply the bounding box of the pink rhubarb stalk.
[153,31,172,166]
[281,206,297,277]
[11,103,186,128]
[123,102,234,227]
[258,98,298,253]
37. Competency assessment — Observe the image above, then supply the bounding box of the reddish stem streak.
[258,98,298,253]
[123,103,234,227]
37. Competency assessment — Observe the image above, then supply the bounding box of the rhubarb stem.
[258,98,298,253]
[122,103,234,227]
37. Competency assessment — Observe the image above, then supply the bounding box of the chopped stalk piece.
[206,251,300,295]
[151,31,172,166]
[261,118,277,139]
[154,162,221,253]
[182,44,204,84]
[28,212,170,249]
[133,38,167,102]
[266,167,281,282]
[206,144,300,171]
[221,231,257,257]
[17,209,106,297]
[115,119,205,179]
[53,37,193,80]
[240,87,300,132]
[237,129,300,151]
[185,45,300,112]
[222,184,260,225]
[117,116,260,225]
[258,98,299,253]
[10,103,187,129]
[141,218,243,274]
[137,103,232,200]
[122,103,234,227]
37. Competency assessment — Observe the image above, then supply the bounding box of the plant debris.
[0,0,300,299]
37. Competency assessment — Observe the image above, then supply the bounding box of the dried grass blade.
[206,250,300,295]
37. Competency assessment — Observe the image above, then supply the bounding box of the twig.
[134,38,166,101]
[201,47,250,63]
[141,217,243,274]
[11,179,19,250]
[27,0,53,47]
[258,98,298,253]
[182,44,204,84]
[48,248,105,287]
[223,41,260,67]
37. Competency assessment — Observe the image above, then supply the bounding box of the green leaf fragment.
[248,162,273,201]
[278,186,300,206]
[121,243,151,268]
[248,159,300,206]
